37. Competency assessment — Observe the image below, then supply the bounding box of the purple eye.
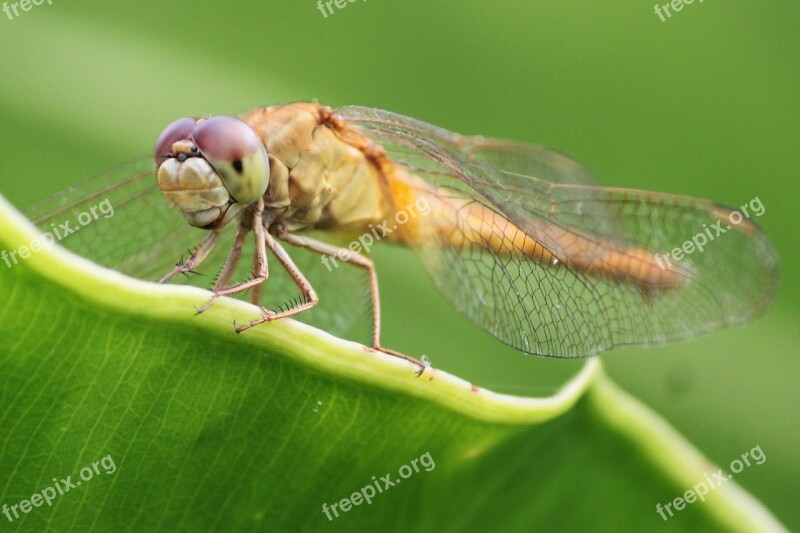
[153,117,197,166]
[191,116,269,204]
[192,116,262,163]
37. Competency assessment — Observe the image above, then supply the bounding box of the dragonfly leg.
[250,243,263,305]
[159,229,220,284]
[199,198,270,313]
[268,227,428,376]
[234,229,318,332]
[194,220,250,314]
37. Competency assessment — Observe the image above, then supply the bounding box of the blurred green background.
[0,0,797,529]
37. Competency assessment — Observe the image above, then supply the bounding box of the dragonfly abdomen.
[385,166,687,290]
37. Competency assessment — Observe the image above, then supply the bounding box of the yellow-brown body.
[241,102,683,289]
[241,103,392,232]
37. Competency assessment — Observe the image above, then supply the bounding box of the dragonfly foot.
[374,346,429,377]
[234,308,278,333]
[194,295,219,315]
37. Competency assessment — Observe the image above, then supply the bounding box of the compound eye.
[192,116,269,204]
[154,117,197,166]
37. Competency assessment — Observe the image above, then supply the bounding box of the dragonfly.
[25,102,778,371]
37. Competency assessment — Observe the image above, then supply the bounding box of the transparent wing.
[24,156,196,279]
[455,135,600,187]
[337,106,778,356]
[23,156,367,337]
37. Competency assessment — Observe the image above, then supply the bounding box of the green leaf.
[0,195,785,532]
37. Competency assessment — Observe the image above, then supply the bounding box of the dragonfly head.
[153,116,270,228]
